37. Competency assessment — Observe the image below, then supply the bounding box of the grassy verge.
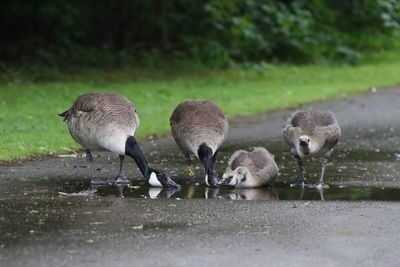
[1,50,400,161]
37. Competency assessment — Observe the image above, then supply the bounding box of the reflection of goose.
[219,187,278,200]
[316,188,325,201]
[170,100,229,187]
[205,187,221,199]
[148,187,181,199]
[283,110,341,189]
[59,92,179,188]
[219,147,279,188]
[298,187,325,201]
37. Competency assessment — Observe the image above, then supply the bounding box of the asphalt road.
[1,87,400,266]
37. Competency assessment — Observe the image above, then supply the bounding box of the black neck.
[197,143,214,177]
[125,136,152,179]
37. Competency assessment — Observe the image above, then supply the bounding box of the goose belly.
[68,121,134,155]
[96,130,129,155]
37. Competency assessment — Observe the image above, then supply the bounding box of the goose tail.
[58,110,69,121]
[58,111,67,117]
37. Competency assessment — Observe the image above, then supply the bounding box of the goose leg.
[290,155,307,187]
[85,150,99,184]
[114,155,130,184]
[313,157,329,189]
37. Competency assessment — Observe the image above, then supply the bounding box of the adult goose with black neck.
[59,92,180,188]
[170,100,229,187]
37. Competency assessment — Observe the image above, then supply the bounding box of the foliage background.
[1,0,399,68]
[1,0,400,160]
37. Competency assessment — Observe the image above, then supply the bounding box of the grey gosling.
[59,92,180,188]
[283,109,341,189]
[219,147,279,188]
[170,100,229,187]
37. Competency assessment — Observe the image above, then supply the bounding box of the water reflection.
[298,187,325,201]
[148,187,181,199]
[7,177,400,201]
[70,183,325,201]
[215,187,279,200]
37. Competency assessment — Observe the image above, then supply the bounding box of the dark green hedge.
[1,0,399,66]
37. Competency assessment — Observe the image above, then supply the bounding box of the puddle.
[1,139,400,251]
[74,182,400,201]
[2,139,400,202]
[3,177,400,201]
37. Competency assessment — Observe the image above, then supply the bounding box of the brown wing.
[60,92,137,128]
[228,150,249,171]
[170,100,227,127]
[170,100,229,153]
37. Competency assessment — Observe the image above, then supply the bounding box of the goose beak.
[164,177,181,188]
[149,171,181,188]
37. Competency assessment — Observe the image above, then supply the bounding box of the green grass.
[1,50,400,161]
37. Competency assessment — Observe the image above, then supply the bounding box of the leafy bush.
[0,0,399,66]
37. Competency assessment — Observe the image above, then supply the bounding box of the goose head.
[148,168,181,188]
[219,166,251,187]
[125,136,180,188]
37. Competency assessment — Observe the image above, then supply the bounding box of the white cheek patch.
[149,172,163,187]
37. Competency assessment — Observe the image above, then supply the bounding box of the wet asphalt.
[1,87,400,266]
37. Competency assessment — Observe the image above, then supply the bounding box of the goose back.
[226,147,279,186]
[170,100,229,156]
[61,92,139,154]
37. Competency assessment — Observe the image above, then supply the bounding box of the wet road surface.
[1,87,400,266]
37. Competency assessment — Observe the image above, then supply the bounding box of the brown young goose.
[170,100,229,187]
[283,109,341,188]
[219,147,279,188]
[59,92,180,188]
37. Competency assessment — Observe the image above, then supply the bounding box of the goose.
[218,147,279,188]
[59,92,180,188]
[170,100,229,187]
[283,109,341,188]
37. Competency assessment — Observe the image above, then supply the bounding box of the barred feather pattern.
[60,92,139,154]
[170,100,229,157]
